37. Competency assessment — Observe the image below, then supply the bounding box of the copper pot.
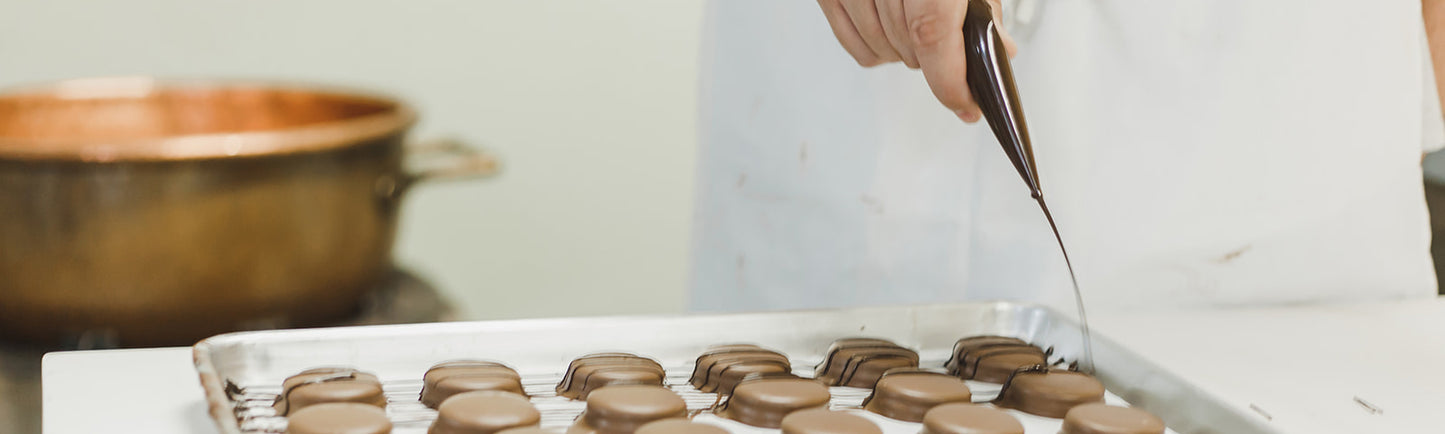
[0,77,496,346]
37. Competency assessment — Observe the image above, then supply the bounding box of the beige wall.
[0,0,704,320]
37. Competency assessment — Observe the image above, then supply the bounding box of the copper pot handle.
[375,138,500,200]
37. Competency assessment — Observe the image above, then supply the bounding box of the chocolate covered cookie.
[421,361,523,409]
[1061,403,1165,434]
[994,367,1104,418]
[567,385,687,434]
[815,339,919,388]
[720,378,831,428]
[557,353,666,399]
[286,402,392,434]
[780,408,882,434]
[429,391,540,434]
[275,368,386,416]
[862,370,972,422]
[920,403,1024,434]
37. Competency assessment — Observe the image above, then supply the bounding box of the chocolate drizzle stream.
[962,0,1094,373]
[1036,198,1094,373]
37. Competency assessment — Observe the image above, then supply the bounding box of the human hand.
[816,0,1017,122]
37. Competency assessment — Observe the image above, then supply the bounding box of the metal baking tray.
[194,301,1275,434]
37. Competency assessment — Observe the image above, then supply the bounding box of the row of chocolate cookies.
[789,400,1161,434]
[275,346,855,434]
[696,339,955,433]
[559,354,823,434]
[558,349,824,432]
[274,363,544,434]
[425,356,708,434]
[951,337,1166,434]
[275,335,1164,434]
[565,381,866,434]
[941,336,1111,420]
[700,342,1011,434]
[909,402,1165,434]
[855,336,1165,434]
[563,361,832,431]
[690,343,884,433]
[859,362,1162,434]
[424,355,732,433]
[700,362,1021,434]
[990,364,1163,433]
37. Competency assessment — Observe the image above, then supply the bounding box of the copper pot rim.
[0,76,418,162]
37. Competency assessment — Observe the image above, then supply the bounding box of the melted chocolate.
[962,0,1094,373]
[1039,198,1095,373]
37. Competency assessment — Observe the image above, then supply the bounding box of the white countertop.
[42,297,1445,434]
